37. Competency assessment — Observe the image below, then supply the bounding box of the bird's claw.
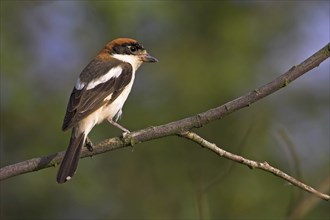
[85,137,94,152]
[121,131,139,152]
[122,131,131,139]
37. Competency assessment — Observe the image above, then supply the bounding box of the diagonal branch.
[0,43,329,187]
[179,131,330,201]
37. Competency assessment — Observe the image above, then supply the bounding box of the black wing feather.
[62,60,133,131]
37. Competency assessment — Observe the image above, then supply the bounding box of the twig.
[288,176,330,219]
[0,43,329,186]
[193,126,253,219]
[179,131,330,201]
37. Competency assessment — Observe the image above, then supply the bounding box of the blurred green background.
[1,1,329,219]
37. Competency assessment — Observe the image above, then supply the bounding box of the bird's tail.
[57,128,85,184]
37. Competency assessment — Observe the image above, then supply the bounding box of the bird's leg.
[85,136,94,152]
[107,118,130,134]
[107,118,135,151]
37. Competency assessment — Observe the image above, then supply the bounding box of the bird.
[56,38,158,184]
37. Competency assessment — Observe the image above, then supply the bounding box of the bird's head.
[103,38,158,70]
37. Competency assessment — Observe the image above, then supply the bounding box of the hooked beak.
[140,53,158,63]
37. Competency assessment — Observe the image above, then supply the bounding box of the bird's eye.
[128,46,137,52]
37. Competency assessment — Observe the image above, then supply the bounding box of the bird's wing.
[62,59,133,131]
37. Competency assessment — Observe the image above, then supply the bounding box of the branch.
[179,131,330,201]
[1,43,329,189]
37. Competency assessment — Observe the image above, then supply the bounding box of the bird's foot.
[121,131,139,152]
[85,137,94,152]
[122,131,131,139]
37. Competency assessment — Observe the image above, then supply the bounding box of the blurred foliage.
[1,1,329,219]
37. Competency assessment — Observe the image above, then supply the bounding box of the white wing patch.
[85,66,123,90]
[75,78,85,90]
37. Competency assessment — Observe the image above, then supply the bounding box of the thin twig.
[288,176,330,219]
[179,131,330,201]
[201,125,253,193]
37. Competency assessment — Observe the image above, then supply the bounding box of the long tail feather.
[57,129,85,184]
